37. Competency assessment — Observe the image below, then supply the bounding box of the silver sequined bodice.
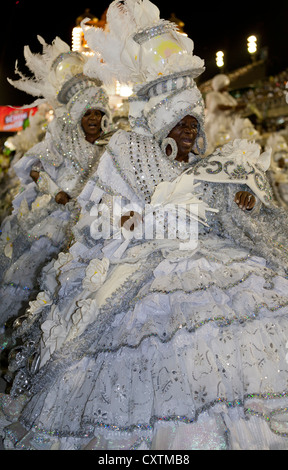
[107,131,196,203]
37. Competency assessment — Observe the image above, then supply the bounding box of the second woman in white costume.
[0,38,113,329]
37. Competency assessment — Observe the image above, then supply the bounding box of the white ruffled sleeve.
[13,152,42,185]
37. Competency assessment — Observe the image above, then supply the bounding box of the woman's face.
[167,115,198,161]
[81,108,103,143]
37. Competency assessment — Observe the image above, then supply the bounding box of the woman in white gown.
[0,38,113,329]
[1,0,288,451]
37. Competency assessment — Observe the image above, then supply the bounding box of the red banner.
[0,106,38,132]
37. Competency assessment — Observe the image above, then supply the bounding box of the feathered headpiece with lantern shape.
[82,0,204,87]
[7,35,111,125]
[82,0,207,155]
[7,36,87,110]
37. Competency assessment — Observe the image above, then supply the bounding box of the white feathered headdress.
[82,0,204,91]
[8,36,87,109]
[82,0,207,154]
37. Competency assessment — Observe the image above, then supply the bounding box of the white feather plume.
[106,0,161,35]
[83,0,170,85]
[7,36,72,108]
[82,0,203,88]
[83,25,125,85]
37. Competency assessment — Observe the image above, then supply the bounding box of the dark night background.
[0,0,287,105]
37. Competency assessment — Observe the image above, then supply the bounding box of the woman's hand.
[55,191,71,205]
[120,211,142,231]
[234,191,256,211]
[30,170,40,183]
